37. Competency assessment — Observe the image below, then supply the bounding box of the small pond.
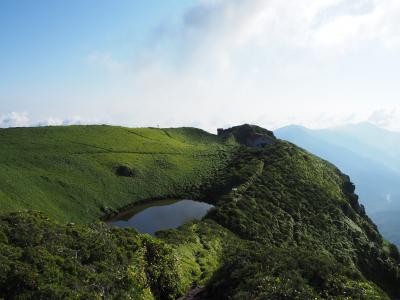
[109,199,214,235]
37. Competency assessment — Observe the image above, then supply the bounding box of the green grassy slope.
[1,124,400,299]
[0,125,230,222]
[202,142,400,299]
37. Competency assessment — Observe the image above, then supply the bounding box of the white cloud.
[86,52,127,74]
[312,0,400,50]
[35,116,93,127]
[368,108,400,131]
[160,0,400,63]
[0,113,101,128]
[79,0,400,132]
[0,112,30,128]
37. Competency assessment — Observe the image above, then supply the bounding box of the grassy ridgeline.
[0,125,230,222]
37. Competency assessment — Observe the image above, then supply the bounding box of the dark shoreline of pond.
[101,193,216,223]
[107,199,215,234]
[106,198,179,223]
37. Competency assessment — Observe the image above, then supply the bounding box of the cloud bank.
[4,0,400,132]
[86,0,400,132]
[0,112,30,128]
[0,113,100,129]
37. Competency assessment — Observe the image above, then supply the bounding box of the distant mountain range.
[275,123,400,246]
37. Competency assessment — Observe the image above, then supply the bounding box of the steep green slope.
[0,125,230,222]
[275,124,400,247]
[202,142,400,299]
[0,124,399,299]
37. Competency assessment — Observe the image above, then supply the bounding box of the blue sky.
[1,0,400,131]
[0,0,193,117]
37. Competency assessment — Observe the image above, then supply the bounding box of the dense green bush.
[203,140,399,299]
[0,212,187,300]
[205,245,388,299]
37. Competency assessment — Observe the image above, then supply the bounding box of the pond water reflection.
[110,199,214,235]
